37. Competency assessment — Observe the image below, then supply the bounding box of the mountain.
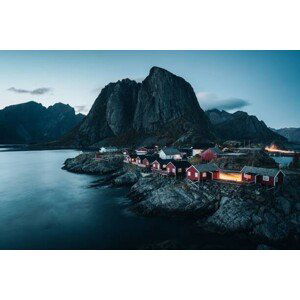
[0,101,84,144]
[206,109,287,143]
[60,67,215,147]
[205,109,233,125]
[272,127,300,143]
[64,79,140,146]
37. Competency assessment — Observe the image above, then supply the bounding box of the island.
[63,145,300,249]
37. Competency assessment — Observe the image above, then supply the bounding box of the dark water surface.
[0,150,255,250]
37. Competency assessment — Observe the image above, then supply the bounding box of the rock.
[56,66,215,147]
[220,196,229,206]
[277,197,291,215]
[133,67,214,145]
[62,152,124,174]
[129,176,217,217]
[253,219,290,242]
[114,172,139,186]
[295,203,300,211]
[205,199,254,233]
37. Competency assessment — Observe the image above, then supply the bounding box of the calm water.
[0,150,255,249]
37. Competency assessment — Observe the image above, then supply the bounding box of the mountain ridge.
[206,108,287,143]
[0,101,84,144]
[272,127,300,143]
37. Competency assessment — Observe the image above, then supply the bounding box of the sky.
[0,50,299,129]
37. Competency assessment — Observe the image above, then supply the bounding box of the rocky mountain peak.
[60,67,215,147]
[133,66,212,137]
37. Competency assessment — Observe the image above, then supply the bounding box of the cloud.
[7,87,52,95]
[74,105,89,114]
[196,92,250,111]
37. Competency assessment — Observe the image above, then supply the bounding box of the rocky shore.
[63,152,143,186]
[63,152,300,248]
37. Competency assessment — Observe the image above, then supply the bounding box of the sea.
[0,148,256,249]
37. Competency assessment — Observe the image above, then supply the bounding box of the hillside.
[206,109,286,143]
[0,101,84,144]
[272,127,300,143]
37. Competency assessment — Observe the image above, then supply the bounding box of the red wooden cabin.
[186,163,219,181]
[241,166,285,187]
[166,161,191,176]
[142,155,159,167]
[152,159,173,171]
[201,147,223,162]
[128,154,138,164]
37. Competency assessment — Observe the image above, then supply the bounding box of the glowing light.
[218,172,242,182]
[265,144,294,154]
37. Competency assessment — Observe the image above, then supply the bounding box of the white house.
[99,146,118,153]
[158,147,182,160]
[192,148,203,156]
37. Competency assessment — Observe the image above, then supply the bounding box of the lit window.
[187,171,191,176]
[203,172,206,177]
[263,176,269,181]
[178,168,182,172]
[172,168,176,173]
[195,173,199,178]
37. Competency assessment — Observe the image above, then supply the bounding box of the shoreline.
[62,152,300,249]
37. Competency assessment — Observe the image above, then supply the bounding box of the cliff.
[59,67,215,147]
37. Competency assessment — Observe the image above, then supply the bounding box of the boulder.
[114,172,139,186]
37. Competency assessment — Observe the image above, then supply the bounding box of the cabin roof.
[160,147,181,155]
[136,155,147,160]
[143,157,157,164]
[241,166,284,177]
[141,154,159,162]
[190,163,219,173]
[136,147,148,151]
[167,160,191,168]
[153,158,174,165]
[209,146,223,155]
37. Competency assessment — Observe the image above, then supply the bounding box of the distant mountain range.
[0,101,84,144]
[58,67,289,148]
[1,67,293,148]
[205,109,286,143]
[271,127,300,143]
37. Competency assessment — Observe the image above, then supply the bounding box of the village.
[61,142,300,247]
[95,144,294,189]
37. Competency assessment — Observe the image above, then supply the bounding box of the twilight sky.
[0,50,299,129]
